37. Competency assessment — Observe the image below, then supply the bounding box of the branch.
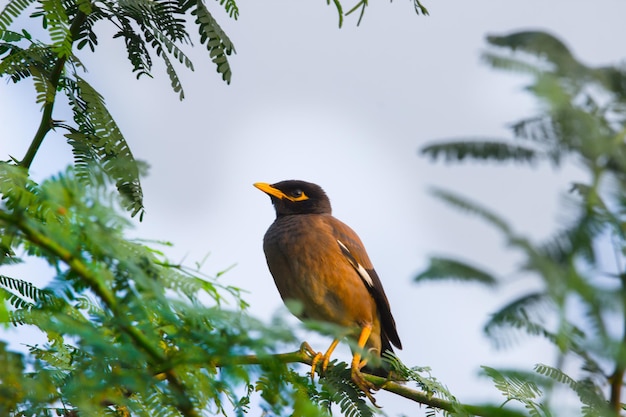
[610,273,626,411]
[1,207,525,416]
[19,10,87,169]
[2,208,518,416]
[216,346,525,417]
[0,204,522,417]
[0,211,200,417]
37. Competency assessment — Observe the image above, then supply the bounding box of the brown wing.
[327,216,402,350]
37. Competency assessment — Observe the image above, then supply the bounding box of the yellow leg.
[350,325,379,406]
[351,325,372,371]
[321,339,340,373]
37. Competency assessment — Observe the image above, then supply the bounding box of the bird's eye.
[291,189,303,198]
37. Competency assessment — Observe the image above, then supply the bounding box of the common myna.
[254,180,402,403]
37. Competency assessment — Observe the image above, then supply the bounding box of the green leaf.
[413,0,429,15]
[64,77,145,218]
[481,366,543,402]
[421,139,538,164]
[192,0,235,84]
[415,256,497,286]
[160,42,185,100]
[486,31,582,77]
[0,0,36,31]
[41,0,72,58]
[484,292,552,348]
[217,0,239,19]
[0,43,57,83]
[429,187,512,235]
[319,361,372,417]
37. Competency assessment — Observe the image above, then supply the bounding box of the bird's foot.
[300,340,340,382]
[299,341,319,359]
[351,366,380,407]
[299,342,324,382]
[309,352,324,382]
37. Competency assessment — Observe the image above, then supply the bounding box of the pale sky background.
[2,0,626,415]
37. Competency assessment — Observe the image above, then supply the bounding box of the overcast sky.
[2,0,626,415]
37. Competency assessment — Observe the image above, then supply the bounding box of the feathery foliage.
[416,256,498,287]
[64,76,145,217]
[0,163,307,416]
[481,367,550,417]
[0,0,429,218]
[417,30,626,416]
[0,162,470,415]
[421,140,538,165]
[0,0,247,218]
[0,1,483,416]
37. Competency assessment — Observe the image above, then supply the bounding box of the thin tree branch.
[610,272,626,412]
[19,10,87,169]
[213,347,526,417]
[0,208,526,417]
[0,211,200,417]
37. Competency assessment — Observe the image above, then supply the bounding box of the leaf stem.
[213,347,526,417]
[0,210,200,417]
[610,272,626,412]
[19,10,87,169]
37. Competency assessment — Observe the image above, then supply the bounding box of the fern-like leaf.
[430,187,512,235]
[64,77,145,218]
[415,256,498,286]
[482,366,543,403]
[0,275,51,303]
[486,31,582,78]
[534,364,609,414]
[151,27,194,70]
[484,292,552,348]
[30,65,55,104]
[160,43,185,100]
[533,364,576,389]
[0,0,36,31]
[192,0,235,84]
[113,15,153,78]
[321,361,373,417]
[217,0,239,19]
[0,43,57,83]
[41,0,72,58]
[421,139,538,164]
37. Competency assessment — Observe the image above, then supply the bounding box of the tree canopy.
[1,1,625,416]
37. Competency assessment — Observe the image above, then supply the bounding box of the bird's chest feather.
[263,215,373,325]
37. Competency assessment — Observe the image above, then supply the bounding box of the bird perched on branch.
[254,180,402,404]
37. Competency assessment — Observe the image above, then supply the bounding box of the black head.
[254,180,332,216]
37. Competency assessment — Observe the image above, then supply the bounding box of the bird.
[254,180,402,403]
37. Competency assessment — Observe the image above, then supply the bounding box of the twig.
[19,10,87,169]
[213,346,525,417]
[0,211,200,417]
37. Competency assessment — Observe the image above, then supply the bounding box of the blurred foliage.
[419,30,626,416]
[0,1,467,417]
[0,163,386,416]
[9,1,618,416]
[0,162,473,416]
[0,0,427,220]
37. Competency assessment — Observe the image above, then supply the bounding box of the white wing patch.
[337,239,374,288]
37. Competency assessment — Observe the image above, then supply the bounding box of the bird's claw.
[300,340,339,382]
[299,341,318,359]
[310,352,324,382]
[351,367,380,407]
[300,342,324,382]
